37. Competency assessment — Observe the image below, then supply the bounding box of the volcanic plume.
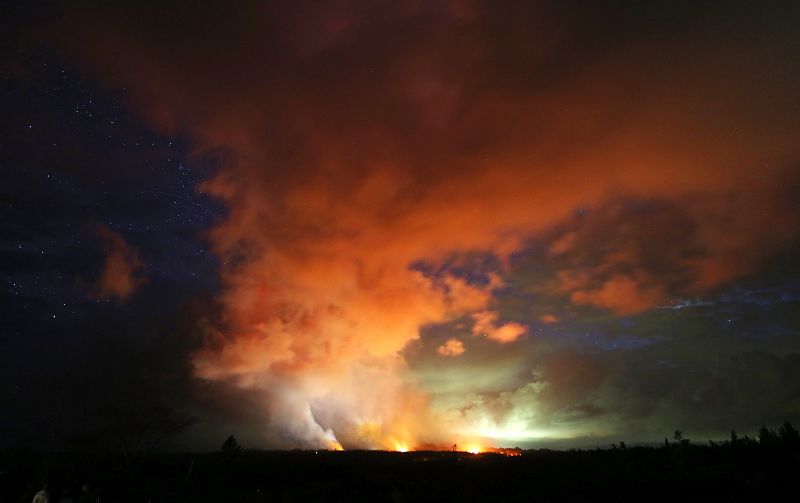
[52,1,800,448]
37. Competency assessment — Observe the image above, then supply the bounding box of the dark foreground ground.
[2,442,799,502]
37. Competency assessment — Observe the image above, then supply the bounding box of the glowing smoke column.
[191,204,497,448]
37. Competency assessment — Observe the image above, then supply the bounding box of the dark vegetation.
[2,424,799,502]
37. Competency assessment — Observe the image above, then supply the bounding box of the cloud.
[437,338,465,357]
[52,1,800,447]
[471,311,527,344]
[596,349,800,439]
[423,348,613,442]
[533,195,800,315]
[570,274,667,316]
[92,226,145,302]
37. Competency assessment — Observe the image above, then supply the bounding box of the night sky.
[2,1,800,451]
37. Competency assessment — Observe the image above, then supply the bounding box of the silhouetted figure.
[77,484,98,503]
[32,484,53,503]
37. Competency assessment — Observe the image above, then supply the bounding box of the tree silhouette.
[778,422,800,449]
[94,401,197,483]
[758,425,778,447]
[221,435,242,453]
[672,429,690,446]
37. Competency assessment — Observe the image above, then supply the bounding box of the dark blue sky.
[1,50,225,448]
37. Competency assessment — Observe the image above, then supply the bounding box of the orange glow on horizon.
[465,445,483,454]
[393,442,410,453]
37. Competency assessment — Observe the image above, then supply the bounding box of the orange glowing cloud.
[53,1,800,447]
[92,226,145,303]
[570,274,668,316]
[437,338,466,357]
[471,311,527,344]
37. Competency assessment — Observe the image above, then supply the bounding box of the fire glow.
[386,443,522,457]
[394,443,410,453]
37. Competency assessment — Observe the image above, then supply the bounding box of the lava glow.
[393,443,410,453]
